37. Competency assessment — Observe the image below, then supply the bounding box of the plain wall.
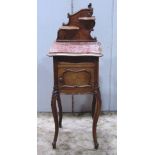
[37,0,117,112]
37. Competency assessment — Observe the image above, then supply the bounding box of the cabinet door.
[57,62,96,94]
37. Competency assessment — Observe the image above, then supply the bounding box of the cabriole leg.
[51,90,59,149]
[57,92,63,128]
[92,88,101,149]
[92,94,96,118]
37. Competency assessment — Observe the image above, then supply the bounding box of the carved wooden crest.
[56,3,97,42]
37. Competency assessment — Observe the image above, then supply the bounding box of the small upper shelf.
[60,26,79,30]
[78,16,95,20]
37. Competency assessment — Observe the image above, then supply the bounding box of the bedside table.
[48,42,103,149]
[47,3,103,149]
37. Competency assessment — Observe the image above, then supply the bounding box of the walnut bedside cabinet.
[48,3,103,149]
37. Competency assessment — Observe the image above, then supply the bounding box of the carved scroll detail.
[56,3,97,42]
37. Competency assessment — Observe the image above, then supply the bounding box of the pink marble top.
[48,42,103,57]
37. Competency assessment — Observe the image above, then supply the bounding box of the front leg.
[92,94,96,118]
[57,92,63,128]
[51,90,59,149]
[92,88,101,149]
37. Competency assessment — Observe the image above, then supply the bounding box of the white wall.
[37,0,117,112]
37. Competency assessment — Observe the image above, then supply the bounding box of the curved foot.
[94,143,99,149]
[52,142,56,149]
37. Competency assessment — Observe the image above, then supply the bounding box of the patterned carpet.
[37,113,117,155]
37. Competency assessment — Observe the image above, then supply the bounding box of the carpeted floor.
[37,113,117,155]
